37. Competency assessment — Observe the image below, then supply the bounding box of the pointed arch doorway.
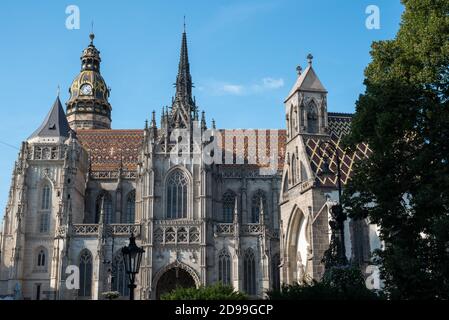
[153,262,200,300]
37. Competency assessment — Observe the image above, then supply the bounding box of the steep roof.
[285,65,327,102]
[77,130,144,172]
[302,114,371,188]
[28,97,71,140]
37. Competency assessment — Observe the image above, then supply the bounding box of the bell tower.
[66,33,112,130]
[284,54,328,139]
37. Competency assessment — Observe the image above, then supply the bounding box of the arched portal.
[153,262,200,299]
[285,208,310,284]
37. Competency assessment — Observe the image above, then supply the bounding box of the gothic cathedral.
[0,30,380,300]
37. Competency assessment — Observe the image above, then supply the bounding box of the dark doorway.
[155,267,196,299]
[35,284,41,300]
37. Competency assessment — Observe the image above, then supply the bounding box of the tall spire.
[175,26,193,104]
[167,21,198,129]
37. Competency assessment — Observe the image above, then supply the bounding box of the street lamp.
[121,233,145,300]
[318,140,348,266]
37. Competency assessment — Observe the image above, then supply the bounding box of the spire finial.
[296,65,302,76]
[183,15,186,33]
[57,85,60,97]
[307,53,313,66]
[89,21,95,44]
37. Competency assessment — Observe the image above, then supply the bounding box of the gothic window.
[79,249,93,297]
[218,249,231,285]
[243,249,256,295]
[251,190,267,224]
[36,248,46,268]
[95,192,113,224]
[222,191,236,223]
[112,252,130,297]
[39,213,50,233]
[166,170,188,219]
[189,227,200,243]
[300,105,305,127]
[271,254,281,291]
[123,190,136,223]
[307,102,319,134]
[41,184,51,210]
[291,155,297,185]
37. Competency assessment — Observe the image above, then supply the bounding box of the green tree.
[343,0,449,299]
[267,266,381,300]
[160,283,248,300]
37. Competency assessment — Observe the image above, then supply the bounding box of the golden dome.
[66,33,112,130]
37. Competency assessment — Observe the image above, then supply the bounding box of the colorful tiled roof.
[77,130,143,172]
[304,114,371,187]
[218,129,287,171]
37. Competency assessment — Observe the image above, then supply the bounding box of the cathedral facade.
[0,30,381,300]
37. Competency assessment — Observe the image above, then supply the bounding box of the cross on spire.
[307,53,314,66]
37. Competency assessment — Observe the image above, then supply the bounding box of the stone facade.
[0,31,381,300]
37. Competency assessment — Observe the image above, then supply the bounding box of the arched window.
[291,155,297,185]
[41,185,51,210]
[271,254,281,291]
[222,191,236,223]
[123,190,136,223]
[166,170,188,219]
[112,252,130,297]
[243,249,256,295]
[37,248,46,268]
[251,190,267,223]
[79,249,93,297]
[307,102,319,134]
[218,249,231,285]
[95,192,113,224]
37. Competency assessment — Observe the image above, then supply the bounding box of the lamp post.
[318,140,348,266]
[121,233,145,300]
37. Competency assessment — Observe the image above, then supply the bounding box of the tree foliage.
[343,0,449,299]
[267,266,381,300]
[160,283,248,300]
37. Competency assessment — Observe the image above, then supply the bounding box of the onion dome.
[66,33,112,130]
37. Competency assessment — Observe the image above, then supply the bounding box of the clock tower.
[66,33,112,130]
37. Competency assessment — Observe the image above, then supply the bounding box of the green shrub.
[161,283,248,300]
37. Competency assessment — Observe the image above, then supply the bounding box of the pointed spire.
[201,111,207,130]
[28,96,70,140]
[212,119,216,129]
[175,26,193,103]
[151,110,157,128]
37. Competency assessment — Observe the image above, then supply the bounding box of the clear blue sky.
[0,0,404,220]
